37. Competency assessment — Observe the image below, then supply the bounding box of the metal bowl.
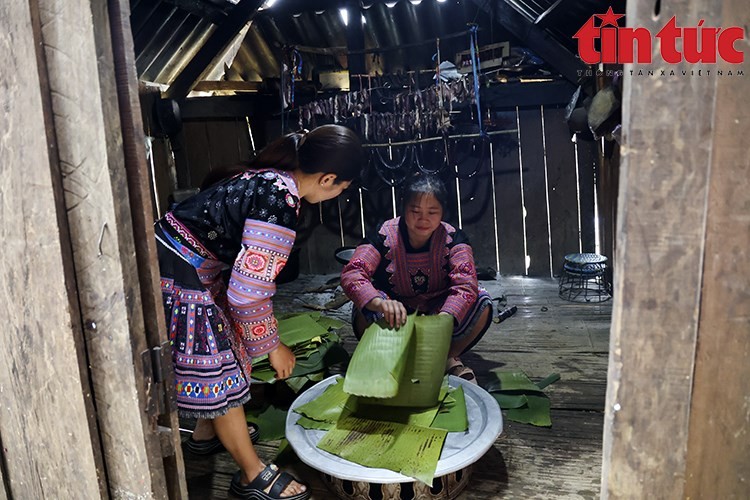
[334,246,358,265]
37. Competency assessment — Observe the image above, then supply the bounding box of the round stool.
[558,253,611,302]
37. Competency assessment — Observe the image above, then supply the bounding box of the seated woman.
[341,174,493,383]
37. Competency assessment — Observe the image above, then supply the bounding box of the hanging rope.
[290,48,302,109]
[468,25,485,138]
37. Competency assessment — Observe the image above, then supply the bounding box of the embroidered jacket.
[341,217,479,324]
[157,169,300,376]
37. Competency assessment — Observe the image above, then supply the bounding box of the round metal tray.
[285,375,503,483]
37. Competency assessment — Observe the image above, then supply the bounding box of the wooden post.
[683,0,750,496]
[602,0,750,498]
[32,0,177,496]
[0,1,103,497]
[104,0,189,496]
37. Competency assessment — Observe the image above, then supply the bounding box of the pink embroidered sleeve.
[340,243,384,311]
[440,243,479,324]
[227,219,295,358]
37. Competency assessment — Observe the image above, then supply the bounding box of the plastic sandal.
[229,464,310,500]
[184,422,260,455]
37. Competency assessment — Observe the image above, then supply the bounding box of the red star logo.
[596,7,625,27]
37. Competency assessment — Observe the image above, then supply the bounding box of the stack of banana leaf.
[293,314,470,485]
[250,312,349,393]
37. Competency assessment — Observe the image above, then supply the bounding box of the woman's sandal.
[229,464,310,500]
[446,357,478,385]
[183,422,260,455]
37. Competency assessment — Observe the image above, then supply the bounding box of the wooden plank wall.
[0,1,103,497]
[183,118,254,186]
[602,0,749,498]
[3,0,188,497]
[29,0,180,496]
[297,104,596,277]
[159,95,598,278]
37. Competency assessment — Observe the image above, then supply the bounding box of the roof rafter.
[467,0,587,87]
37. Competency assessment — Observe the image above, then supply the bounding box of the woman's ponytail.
[246,124,363,182]
[247,131,304,172]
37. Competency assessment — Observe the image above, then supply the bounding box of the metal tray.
[285,375,503,483]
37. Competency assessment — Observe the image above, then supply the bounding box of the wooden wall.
[144,86,600,278]
[182,118,255,185]
[2,0,185,497]
[602,0,749,498]
[296,104,599,277]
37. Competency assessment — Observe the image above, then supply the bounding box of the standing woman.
[155,124,362,499]
[341,174,493,383]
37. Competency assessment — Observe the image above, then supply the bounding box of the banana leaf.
[252,339,350,383]
[360,314,453,407]
[276,311,321,321]
[486,370,545,393]
[317,415,447,485]
[294,378,357,423]
[276,314,329,347]
[491,393,529,409]
[430,385,468,432]
[485,370,559,427]
[354,402,440,428]
[246,404,288,441]
[506,395,552,427]
[536,373,561,390]
[315,316,345,330]
[295,415,335,430]
[343,314,415,398]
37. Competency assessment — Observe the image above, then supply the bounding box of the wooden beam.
[601,0,743,498]
[684,0,750,496]
[468,0,587,86]
[165,0,264,100]
[179,95,273,119]
[193,80,264,92]
[0,1,102,497]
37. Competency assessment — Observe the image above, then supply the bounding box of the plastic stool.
[558,253,611,302]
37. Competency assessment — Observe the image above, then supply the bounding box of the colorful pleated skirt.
[156,233,251,419]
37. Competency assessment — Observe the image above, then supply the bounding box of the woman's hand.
[368,297,408,329]
[268,344,296,379]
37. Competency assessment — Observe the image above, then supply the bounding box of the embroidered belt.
[156,225,208,269]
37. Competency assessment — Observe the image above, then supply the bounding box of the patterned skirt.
[157,236,251,419]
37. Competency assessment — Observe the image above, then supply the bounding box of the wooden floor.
[182,275,612,499]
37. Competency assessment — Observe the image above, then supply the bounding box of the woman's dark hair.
[249,124,363,183]
[401,174,449,213]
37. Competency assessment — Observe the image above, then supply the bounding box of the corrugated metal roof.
[130,0,624,88]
